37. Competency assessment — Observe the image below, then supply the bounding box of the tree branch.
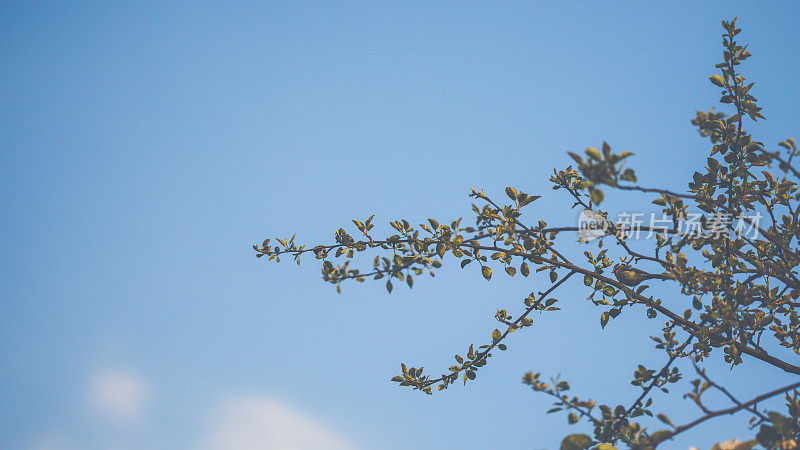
[656,380,800,445]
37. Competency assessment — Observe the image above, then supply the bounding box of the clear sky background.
[2,2,800,449]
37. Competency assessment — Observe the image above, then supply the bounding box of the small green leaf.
[649,430,672,444]
[620,168,637,182]
[767,411,791,434]
[519,195,541,206]
[590,188,604,205]
[757,424,781,446]
[585,147,602,161]
[492,328,502,343]
[709,74,726,87]
[523,238,535,250]
[600,312,610,328]
[505,186,518,200]
[560,433,592,450]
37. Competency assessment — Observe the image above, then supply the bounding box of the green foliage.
[256,18,800,448]
[560,433,593,450]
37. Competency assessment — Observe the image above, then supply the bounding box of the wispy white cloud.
[200,395,357,450]
[42,369,355,449]
[86,369,150,423]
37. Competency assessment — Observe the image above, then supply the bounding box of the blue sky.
[2,2,800,449]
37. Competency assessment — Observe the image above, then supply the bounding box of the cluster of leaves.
[255,18,800,448]
[566,142,636,206]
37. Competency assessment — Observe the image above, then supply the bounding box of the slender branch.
[692,362,767,424]
[259,233,800,376]
[624,336,694,417]
[415,271,577,390]
[656,380,800,445]
[616,184,693,199]
[538,384,602,427]
[740,346,800,376]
